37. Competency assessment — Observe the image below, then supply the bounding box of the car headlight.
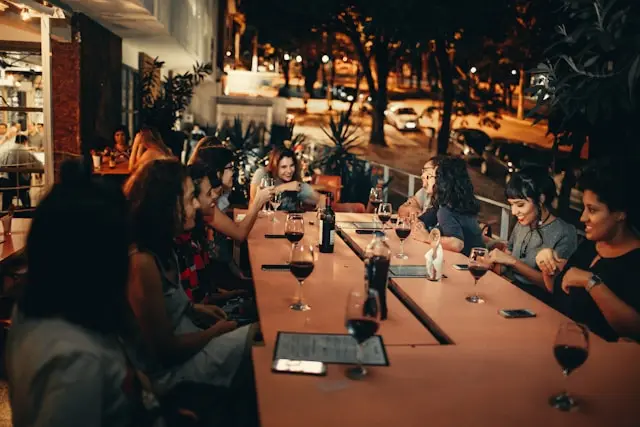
[347,95,354,101]
[405,122,416,129]
[507,161,513,167]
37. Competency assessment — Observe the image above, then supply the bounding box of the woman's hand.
[254,186,275,208]
[207,320,238,338]
[561,267,593,294]
[195,304,227,320]
[411,222,431,244]
[535,248,567,276]
[488,248,516,266]
[277,181,301,193]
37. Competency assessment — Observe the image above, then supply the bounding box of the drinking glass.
[289,242,315,311]
[466,247,489,303]
[345,288,381,380]
[259,176,275,217]
[270,192,282,223]
[394,217,411,259]
[376,203,393,232]
[549,322,589,411]
[285,213,305,248]
[369,187,383,213]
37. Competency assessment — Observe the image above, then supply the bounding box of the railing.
[368,160,512,241]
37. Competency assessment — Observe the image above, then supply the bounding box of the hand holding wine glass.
[466,247,489,304]
[345,288,381,380]
[289,242,315,311]
[549,322,589,411]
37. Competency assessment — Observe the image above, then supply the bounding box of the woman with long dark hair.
[250,147,325,211]
[123,158,254,395]
[128,127,173,171]
[7,161,137,426]
[488,167,578,302]
[417,156,485,255]
[537,158,640,341]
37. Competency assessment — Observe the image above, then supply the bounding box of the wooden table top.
[247,211,438,346]
[94,161,130,175]
[0,218,30,263]
[253,342,640,427]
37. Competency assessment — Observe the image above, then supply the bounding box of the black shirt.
[553,240,640,341]
[419,206,485,256]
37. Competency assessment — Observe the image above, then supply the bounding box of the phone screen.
[453,264,469,270]
[499,309,536,318]
[272,359,327,375]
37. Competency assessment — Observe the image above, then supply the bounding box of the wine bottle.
[319,193,335,253]
[364,232,391,320]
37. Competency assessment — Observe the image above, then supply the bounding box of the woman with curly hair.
[128,127,174,172]
[417,156,485,255]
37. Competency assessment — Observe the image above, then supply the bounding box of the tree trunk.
[283,62,290,89]
[516,68,525,120]
[557,133,585,216]
[371,39,389,146]
[435,39,454,154]
[416,51,423,92]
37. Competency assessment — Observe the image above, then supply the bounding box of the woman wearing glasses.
[488,168,577,303]
[398,156,444,217]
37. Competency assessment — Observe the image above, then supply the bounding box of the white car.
[384,105,419,131]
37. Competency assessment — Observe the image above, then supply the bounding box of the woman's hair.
[506,167,557,212]
[267,147,300,182]
[579,157,639,233]
[138,126,170,153]
[433,156,480,215]
[113,125,130,144]
[190,140,234,178]
[189,161,222,196]
[124,158,188,262]
[21,160,130,334]
[426,155,446,168]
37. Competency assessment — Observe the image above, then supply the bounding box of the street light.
[342,56,348,62]
[225,50,232,57]
[511,69,517,76]
[322,54,330,64]
[284,53,291,61]
[296,55,303,63]
[470,66,477,74]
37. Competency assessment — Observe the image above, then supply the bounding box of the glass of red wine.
[345,288,381,380]
[369,187,383,212]
[549,322,589,411]
[376,203,393,232]
[285,213,305,248]
[394,217,411,259]
[289,242,315,311]
[466,247,489,303]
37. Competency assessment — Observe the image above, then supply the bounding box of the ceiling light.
[21,8,31,21]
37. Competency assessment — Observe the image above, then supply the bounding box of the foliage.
[140,59,212,136]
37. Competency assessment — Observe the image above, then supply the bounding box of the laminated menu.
[274,332,389,366]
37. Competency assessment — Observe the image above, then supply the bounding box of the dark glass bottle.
[364,232,391,320]
[319,193,335,253]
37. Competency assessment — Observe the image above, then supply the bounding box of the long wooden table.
[247,211,438,346]
[246,212,640,426]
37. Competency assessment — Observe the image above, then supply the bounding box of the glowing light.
[322,55,329,64]
[21,8,31,21]
[284,53,291,61]
[470,67,477,74]
[511,69,517,75]
[225,50,232,57]
[342,56,348,62]
[295,55,302,63]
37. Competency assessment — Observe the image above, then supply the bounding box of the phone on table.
[453,264,469,271]
[272,359,327,376]
[265,234,287,239]
[356,229,376,235]
[261,264,291,271]
[499,309,537,319]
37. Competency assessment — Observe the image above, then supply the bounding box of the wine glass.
[549,322,589,411]
[369,187,383,212]
[270,192,282,223]
[345,288,381,380]
[285,213,305,248]
[466,247,489,303]
[376,203,393,232]
[394,217,411,259]
[289,242,315,311]
[259,176,275,217]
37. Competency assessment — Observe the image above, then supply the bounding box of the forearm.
[162,327,218,365]
[441,236,464,253]
[510,259,546,289]
[589,285,640,340]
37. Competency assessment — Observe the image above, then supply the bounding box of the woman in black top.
[537,158,640,341]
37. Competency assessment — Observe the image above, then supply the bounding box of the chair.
[311,175,342,203]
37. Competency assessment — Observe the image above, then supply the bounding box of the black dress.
[553,240,640,341]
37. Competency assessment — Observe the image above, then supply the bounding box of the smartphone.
[264,234,287,239]
[499,309,537,319]
[272,359,327,376]
[356,229,376,235]
[453,264,469,270]
[261,264,291,271]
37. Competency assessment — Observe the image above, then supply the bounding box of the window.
[121,65,140,139]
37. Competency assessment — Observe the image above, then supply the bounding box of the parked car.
[335,86,358,102]
[384,105,420,131]
[449,128,492,163]
[481,140,556,183]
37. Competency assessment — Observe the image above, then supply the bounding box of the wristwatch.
[586,274,603,293]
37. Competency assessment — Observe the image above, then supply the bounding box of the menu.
[274,332,389,366]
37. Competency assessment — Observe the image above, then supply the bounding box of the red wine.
[377,213,391,224]
[554,345,588,374]
[285,231,304,243]
[365,255,390,320]
[346,318,379,344]
[469,266,488,280]
[290,261,314,280]
[371,200,382,211]
[395,228,411,240]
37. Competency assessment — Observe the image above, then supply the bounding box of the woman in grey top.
[489,167,578,303]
